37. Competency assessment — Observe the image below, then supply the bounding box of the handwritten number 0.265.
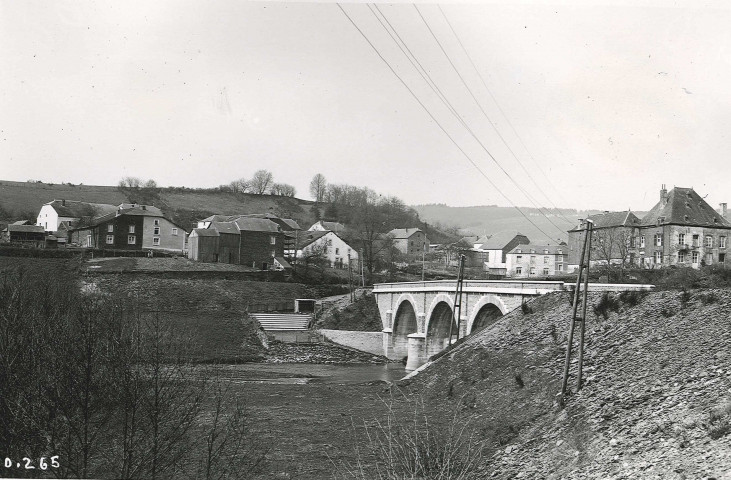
[3,456,59,469]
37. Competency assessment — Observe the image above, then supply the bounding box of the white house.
[309,220,346,233]
[506,244,567,278]
[296,230,358,269]
[477,231,530,275]
[36,199,117,232]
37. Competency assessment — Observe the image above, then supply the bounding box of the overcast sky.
[2,0,731,211]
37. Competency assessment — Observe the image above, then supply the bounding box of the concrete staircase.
[250,313,312,331]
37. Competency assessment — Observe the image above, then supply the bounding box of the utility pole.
[347,253,354,302]
[360,248,365,287]
[421,241,426,281]
[561,219,594,400]
[448,254,465,346]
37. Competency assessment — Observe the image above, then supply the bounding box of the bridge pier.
[382,328,392,358]
[405,333,427,371]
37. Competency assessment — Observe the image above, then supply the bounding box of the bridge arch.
[425,300,457,358]
[467,295,507,335]
[391,296,419,360]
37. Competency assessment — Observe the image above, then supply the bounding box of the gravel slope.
[404,289,731,479]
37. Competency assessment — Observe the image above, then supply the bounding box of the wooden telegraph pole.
[561,219,594,399]
[448,254,466,346]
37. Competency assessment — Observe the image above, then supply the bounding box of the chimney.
[142,205,146,211]
[721,203,728,218]
[660,184,668,206]
[61,199,66,206]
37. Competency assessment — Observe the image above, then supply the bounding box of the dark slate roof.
[210,221,239,235]
[568,211,640,232]
[479,231,528,250]
[191,228,219,237]
[280,218,301,230]
[11,220,31,225]
[297,230,329,249]
[71,206,177,230]
[118,205,164,217]
[47,200,117,218]
[233,217,281,233]
[7,224,46,233]
[508,244,567,255]
[640,187,731,228]
[388,228,423,239]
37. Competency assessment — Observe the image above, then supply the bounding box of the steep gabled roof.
[190,228,219,237]
[388,228,423,239]
[641,187,731,228]
[46,200,117,218]
[233,217,281,233]
[479,231,528,250]
[569,211,640,232]
[297,230,329,249]
[209,221,239,235]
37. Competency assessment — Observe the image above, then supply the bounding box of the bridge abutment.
[405,333,427,371]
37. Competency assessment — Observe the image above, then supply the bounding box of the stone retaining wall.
[319,329,385,356]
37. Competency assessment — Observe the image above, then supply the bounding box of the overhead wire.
[436,4,577,225]
[412,4,571,233]
[336,3,558,242]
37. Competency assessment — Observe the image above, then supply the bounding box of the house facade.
[388,228,429,257]
[506,244,568,277]
[568,186,731,270]
[2,224,47,245]
[70,205,186,253]
[189,217,285,269]
[470,231,530,274]
[567,210,641,269]
[296,230,359,269]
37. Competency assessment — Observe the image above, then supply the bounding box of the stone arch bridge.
[373,280,652,371]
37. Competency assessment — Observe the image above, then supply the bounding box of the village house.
[506,244,567,277]
[296,230,359,269]
[70,205,186,253]
[567,210,641,270]
[189,217,285,270]
[2,222,47,246]
[388,228,429,257]
[568,186,731,270]
[470,231,530,275]
[36,199,117,232]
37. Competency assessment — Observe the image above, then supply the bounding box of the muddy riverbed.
[207,362,411,479]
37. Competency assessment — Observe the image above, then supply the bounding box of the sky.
[2,0,731,211]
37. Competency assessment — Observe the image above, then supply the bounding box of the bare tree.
[119,177,143,189]
[229,178,250,194]
[592,227,635,281]
[270,183,296,197]
[309,174,327,203]
[250,170,273,195]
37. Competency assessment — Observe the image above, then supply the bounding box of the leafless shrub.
[336,396,489,479]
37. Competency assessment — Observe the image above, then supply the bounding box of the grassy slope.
[404,289,731,478]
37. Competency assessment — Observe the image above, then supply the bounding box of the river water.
[199,363,408,385]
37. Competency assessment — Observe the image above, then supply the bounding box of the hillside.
[414,204,595,243]
[403,289,731,478]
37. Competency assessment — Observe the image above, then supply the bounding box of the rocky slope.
[403,289,731,479]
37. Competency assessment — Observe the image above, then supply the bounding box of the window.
[543,267,549,275]
[153,237,160,246]
[706,253,713,264]
[654,251,662,264]
[720,253,726,263]
[692,234,699,247]
[654,234,663,247]
[678,233,685,245]
[128,235,136,245]
[630,236,636,248]
[129,225,135,234]
[486,252,490,262]
[529,267,536,275]
[557,255,564,262]
[640,236,645,248]
[270,236,276,245]
[86,235,92,247]
[270,249,276,258]
[153,227,160,235]
[516,255,522,263]
[516,267,522,275]
[721,236,727,248]
[557,264,564,271]
[154,219,160,226]
[107,224,114,233]
[705,236,714,248]
[530,255,536,263]
[335,248,340,255]
[678,251,687,263]
[543,249,549,254]
[692,251,699,263]
[172,228,178,236]
[106,235,114,245]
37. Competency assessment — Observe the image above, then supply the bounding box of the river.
[199,362,408,385]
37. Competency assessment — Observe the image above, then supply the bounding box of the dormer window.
[684,215,689,222]
[516,249,522,253]
[543,249,549,254]
[657,216,665,225]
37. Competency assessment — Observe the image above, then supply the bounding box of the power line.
[436,4,577,225]
[413,4,570,234]
[336,3,558,242]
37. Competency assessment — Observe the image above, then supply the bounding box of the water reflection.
[199,363,407,385]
